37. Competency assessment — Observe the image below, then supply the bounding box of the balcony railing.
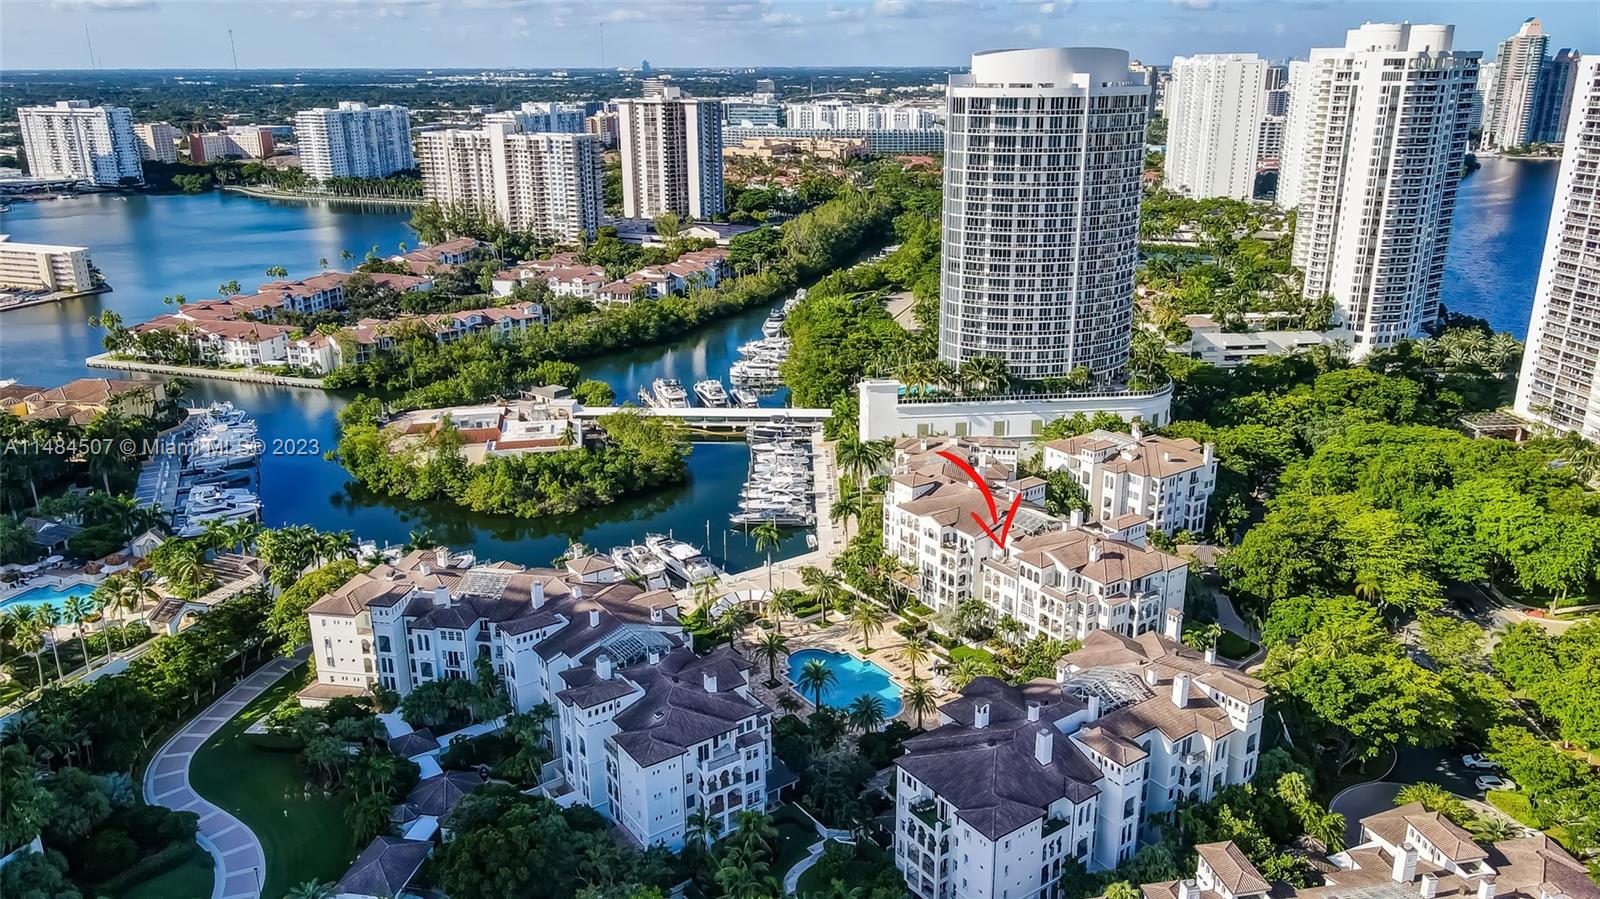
[910,798,946,830]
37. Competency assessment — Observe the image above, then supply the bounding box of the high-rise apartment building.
[1276,60,1311,208]
[1474,61,1500,134]
[1257,115,1285,169]
[616,86,724,220]
[1515,58,1600,441]
[939,48,1148,381]
[1286,23,1478,354]
[188,126,276,163]
[1532,49,1583,143]
[415,123,603,242]
[293,101,415,181]
[1163,53,1267,200]
[1263,63,1290,116]
[484,101,586,134]
[132,122,180,164]
[1483,18,1549,150]
[782,101,939,130]
[18,100,143,186]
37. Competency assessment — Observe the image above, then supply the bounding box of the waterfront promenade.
[86,353,326,388]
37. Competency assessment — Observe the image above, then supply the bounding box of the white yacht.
[731,387,759,408]
[651,378,690,408]
[693,380,730,407]
[645,534,722,584]
[610,544,671,590]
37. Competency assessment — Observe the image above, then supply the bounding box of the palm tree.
[317,257,330,271]
[339,248,355,266]
[685,807,722,850]
[265,265,289,279]
[285,881,335,899]
[800,565,842,626]
[35,605,65,680]
[63,594,95,672]
[849,601,886,651]
[896,636,931,678]
[1469,816,1517,843]
[847,694,888,733]
[946,657,988,691]
[6,606,44,685]
[903,677,937,730]
[751,520,781,594]
[318,530,356,567]
[829,490,863,540]
[754,631,788,684]
[797,657,837,709]
[118,568,161,633]
[768,588,802,634]
[1353,570,1383,605]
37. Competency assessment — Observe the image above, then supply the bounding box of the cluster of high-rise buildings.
[1479,18,1584,150]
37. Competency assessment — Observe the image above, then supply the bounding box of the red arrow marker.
[935,450,1022,550]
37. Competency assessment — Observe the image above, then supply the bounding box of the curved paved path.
[143,650,307,899]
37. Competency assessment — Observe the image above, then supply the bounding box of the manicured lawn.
[1216,630,1259,660]
[116,844,214,899]
[795,839,895,894]
[949,645,994,664]
[772,805,821,878]
[188,663,360,899]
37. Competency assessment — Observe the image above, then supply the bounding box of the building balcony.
[1042,816,1070,837]
[702,745,741,773]
[910,798,947,831]
[1181,751,1206,767]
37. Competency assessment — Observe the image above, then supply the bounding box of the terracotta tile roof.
[1197,841,1271,895]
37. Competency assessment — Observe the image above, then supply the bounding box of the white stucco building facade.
[18,101,143,186]
[294,102,415,180]
[416,124,604,241]
[616,86,724,220]
[1163,54,1267,200]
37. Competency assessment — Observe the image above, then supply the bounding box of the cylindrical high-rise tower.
[939,48,1148,382]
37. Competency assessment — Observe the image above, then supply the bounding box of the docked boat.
[645,534,723,584]
[610,543,671,590]
[730,387,759,408]
[693,380,730,407]
[651,378,690,408]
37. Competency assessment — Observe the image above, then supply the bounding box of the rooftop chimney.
[703,670,718,693]
[1088,544,1102,563]
[1087,694,1102,722]
[1163,452,1173,463]
[1070,508,1084,529]
[588,609,600,628]
[973,701,990,729]
[1027,701,1041,722]
[1035,727,1053,765]
[435,547,451,568]
[1145,667,1160,686]
[1477,875,1496,899]
[1131,423,1144,441]
[1392,846,1419,884]
[1172,673,1191,708]
[651,606,664,623]
[647,648,662,665]
[1177,881,1197,899]
[1205,645,1217,665]
[1203,442,1215,465]
[1421,875,1438,899]
[532,581,545,609]
[419,562,432,576]
[1164,609,1183,641]
[433,585,450,607]
[596,654,613,680]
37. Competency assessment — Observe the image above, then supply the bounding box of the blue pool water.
[787,649,903,718]
[0,583,98,615]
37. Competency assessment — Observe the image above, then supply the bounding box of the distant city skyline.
[4,1,1598,72]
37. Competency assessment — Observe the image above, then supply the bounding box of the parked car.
[1461,753,1498,770]
[1476,775,1515,792]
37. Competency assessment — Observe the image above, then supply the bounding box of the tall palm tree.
[6,606,43,684]
[849,601,886,651]
[903,677,937,730]
[768,588,802,634]
[754,631,788,683]
[799,565,842,626]
[751,520,781,594]
[797,657,837,710]
[35,605,65,680]
[117,569,161,637]
[829,490,862,540]
[265,265,289,279]
[847,694,887,733]
[685,807,722,850]
[317,257,330,271]
[896,636,931,678]
[63,594,95,672]
[946,657,988,690]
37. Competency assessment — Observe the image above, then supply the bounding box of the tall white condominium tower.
[616,86,724,219]
[1276,60,1311,209]
[1482,17,1549,150]
[1162,53,1266,200]
[940,48,1148,381]
[294,102,415,181]
[18,101,143,186]
[1515,58,1600,441]
[1288,23,1478,354]
[416,123,603,242]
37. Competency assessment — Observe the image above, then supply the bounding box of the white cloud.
[48,0,156,10]
[1169,0,1214,8]
[873,0,912,17]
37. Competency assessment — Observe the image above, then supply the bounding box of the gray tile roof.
[335,836,431,898]
[391,770,482,824]
[608,647,766,767]
[897,678,1102,841]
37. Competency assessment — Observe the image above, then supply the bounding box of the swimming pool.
[787,649,902,718]
[0,583,98,616]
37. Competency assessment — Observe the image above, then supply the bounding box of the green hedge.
[1485,790,1539,827]
[88,837,202,893]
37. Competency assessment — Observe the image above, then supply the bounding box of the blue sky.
[4,1,1596,70]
